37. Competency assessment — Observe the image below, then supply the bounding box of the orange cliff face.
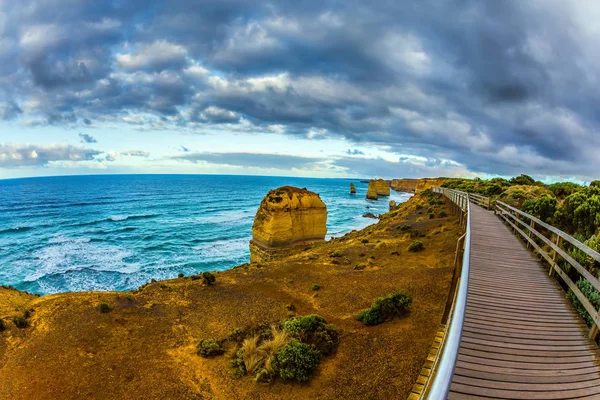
[391,178,447,193]
[250,186,327,263]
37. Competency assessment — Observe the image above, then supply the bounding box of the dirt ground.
[0,191,461,400]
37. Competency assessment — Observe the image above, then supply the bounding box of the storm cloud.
[1,1,599,178]
[173,152,325,170]
[0,144,101,168]
[78,133,97,143]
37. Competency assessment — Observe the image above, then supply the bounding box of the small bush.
[198,339,225,357]
[178,273,185,278]
[311,284,321,291]
[99,303,111,313]
[415,204,424,210]
[329,250,343,257]
[0,319,6,331]
[283,315,326,337]
[13,315,29,329]
[408,241,424,252]
[271,340,321,382]
[354,264,366,270]
[397,224,412,232]
[361,239,369,243]
[410,229,425,238]
[438,211,447,218]
[202,272,216,286]
[429,213,435,219]
[356,292,412,326]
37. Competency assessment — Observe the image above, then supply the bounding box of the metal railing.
[423,188,471,398]
[495,200,600,340]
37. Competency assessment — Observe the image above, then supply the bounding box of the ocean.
[0,175,411,295]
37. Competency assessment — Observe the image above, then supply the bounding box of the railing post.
[590,323,599,341]
[527,219,535,249]
[549,235,563,277]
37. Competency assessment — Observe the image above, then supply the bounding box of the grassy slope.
[0,191,461,400]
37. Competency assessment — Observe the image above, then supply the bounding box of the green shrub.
[282,315,339,355]
[202,272,216,286]
[568,278,600,329]
[408,240,424,252]
[523,194,557,223]
[229,347,247,377]
[437,211,448,218]
[361,239,369,243]
[198,339,225,357]
[283,315,326,336]
[415,204,423,210]
[329,250,343,257]
[549,182,583,199]
[99,303,111,313]
[0,319,6,332]
[311,284,321,291]
[428,213,435,219]
[271,340,321,382]
[410,229,425,238]
[397,224,412,232]
[510,174,536,186]
[13,315,29,329]
[356,292,412,326]
[354,264,366,270]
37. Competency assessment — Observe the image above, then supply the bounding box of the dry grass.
[241,327,290,375]
[242,335,262,375]
[261,326,290,373]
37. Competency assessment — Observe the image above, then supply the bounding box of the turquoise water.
[0,175,411,295]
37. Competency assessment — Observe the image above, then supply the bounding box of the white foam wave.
[22,235,139,282]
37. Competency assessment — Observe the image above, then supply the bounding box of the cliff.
[366,179,390,200]
[0,190,461,400]
[250,186,327,263]
[391,178,447,193]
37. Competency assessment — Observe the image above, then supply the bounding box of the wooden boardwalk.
[448,205,600,399]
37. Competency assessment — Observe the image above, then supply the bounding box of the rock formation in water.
[250,186,327,263]
[362,212,378,219]
[366,179,390,199]
[350,183,356,194]
[389,200,397,210]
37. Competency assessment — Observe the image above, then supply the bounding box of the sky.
[0,0,599,181]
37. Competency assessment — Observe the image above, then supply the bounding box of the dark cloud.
[78,133,97,143]
[0,144,101,168]
[172,152,325,170]
[0,101,22,120]
[1,1,600,178]
[346,149,365,155]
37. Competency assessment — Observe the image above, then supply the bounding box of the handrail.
[495,200,600,340]
[468,192,491,209]
[424,187,471,398]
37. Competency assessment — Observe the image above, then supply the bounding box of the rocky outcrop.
[366,185,378,200]
[350,183,356,194]
[366,179,390,200]
[391,178,447,193]
[389,200,397,210]
[362,212,378,219]
[250,186,327,263]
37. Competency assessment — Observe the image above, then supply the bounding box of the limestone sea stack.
[366,178,390,200]
[350,182,356,194]
[250,186,327,263]
[389,200,397,210]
